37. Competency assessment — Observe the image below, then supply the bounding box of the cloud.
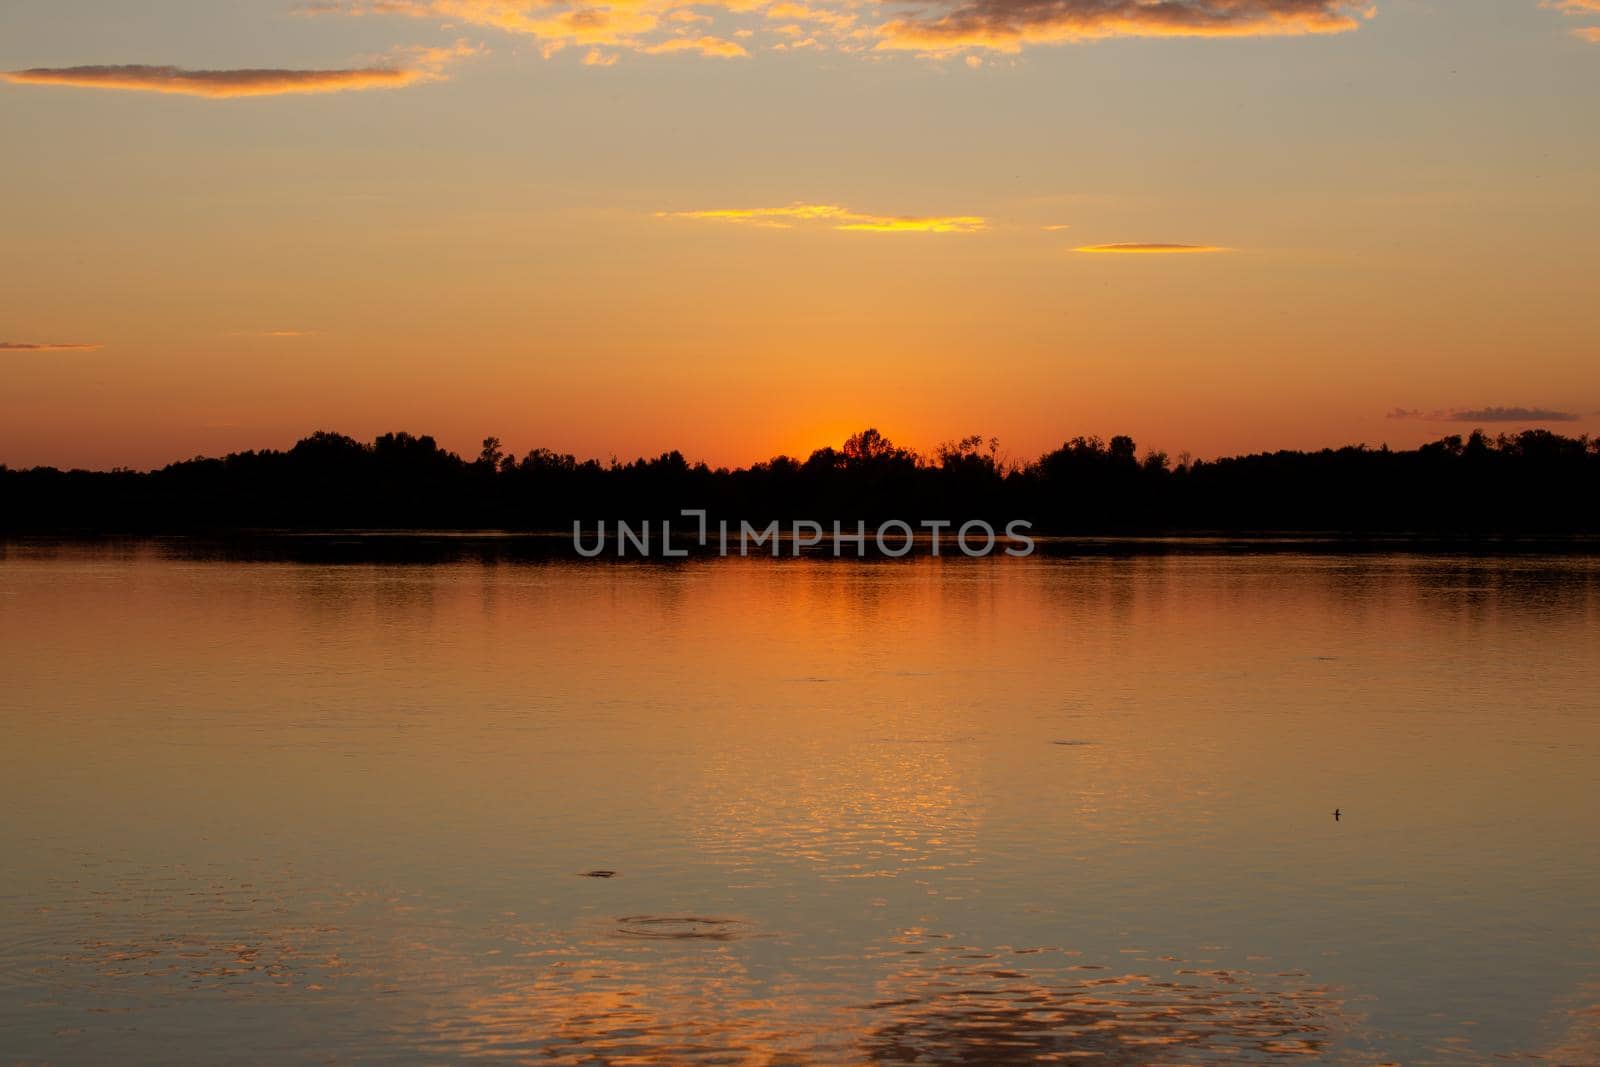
[0,341,101,351]
[1074,242,1230,254]
[306,0,1377,60]
[764,2,857,30]
[3,38,479,98]
[303,0,668,53]
[1539,1,1600,43]
[393,38,485,67]
[639,36,750,57]
[1450,406,1582,424]
[1042,223,1072,231]
[1386,406,1583,423]
[874,0,1374,55]
[1,63,439,98]
[658,201,988,233]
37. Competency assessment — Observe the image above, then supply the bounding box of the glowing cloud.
[874,0,1374,55]
[1,64,435,98]
[1074,242,1231,254]
[303,0,668,53]
[0,341,102,351]
[658,202,988,233]
[639,36,750,57]
[1537,1,1600,41]
[764,2,857,29]
[306,0,1375,59]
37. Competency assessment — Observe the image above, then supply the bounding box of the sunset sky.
[2,0,1597,471]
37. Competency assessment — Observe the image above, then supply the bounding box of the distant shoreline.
[5,426,1598,539]
[7,530,1600,563]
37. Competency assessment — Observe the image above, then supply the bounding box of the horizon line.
[5,422,1595,476]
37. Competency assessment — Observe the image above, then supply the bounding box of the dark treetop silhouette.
[3,427,1598,535]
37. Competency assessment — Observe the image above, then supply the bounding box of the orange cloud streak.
[659,201,987,232]
[1075,243,1231,254]
[875,0,1373,55]
[1,64,431,98]
[639,36,750,57]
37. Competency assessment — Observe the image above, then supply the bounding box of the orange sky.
[2,0,1597,470]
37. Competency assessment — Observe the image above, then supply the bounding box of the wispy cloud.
[874,0,1375,55]
[1,64,435,98]
[764,2,857,30]
[302,0,666,53]
[3,40,478,99]
[1539,0,1600,41]
[1387,406,1583,423]
[1074,243,1231,254]
[639,36,750,58]
[0,341,101,351]
[658,202,988,233]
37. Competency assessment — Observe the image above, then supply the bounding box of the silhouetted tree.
[3,427,1597,536]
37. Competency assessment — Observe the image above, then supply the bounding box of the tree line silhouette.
[3,426,1598,535]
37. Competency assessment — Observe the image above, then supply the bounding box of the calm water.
[2,542,1598,1065]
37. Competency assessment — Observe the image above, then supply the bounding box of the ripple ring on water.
[615,916,746,941]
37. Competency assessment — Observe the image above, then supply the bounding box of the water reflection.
[2,858,455,1062]
[2,544,1598,1065]
[399,925,1353,1066]
[617,915,751,940]
[859,939,1345,1064]
[412,945,817,1065]
[1538,983,1600,1065]
[685,735,981,886]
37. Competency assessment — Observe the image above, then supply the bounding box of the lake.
[2,541,1597,1064]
